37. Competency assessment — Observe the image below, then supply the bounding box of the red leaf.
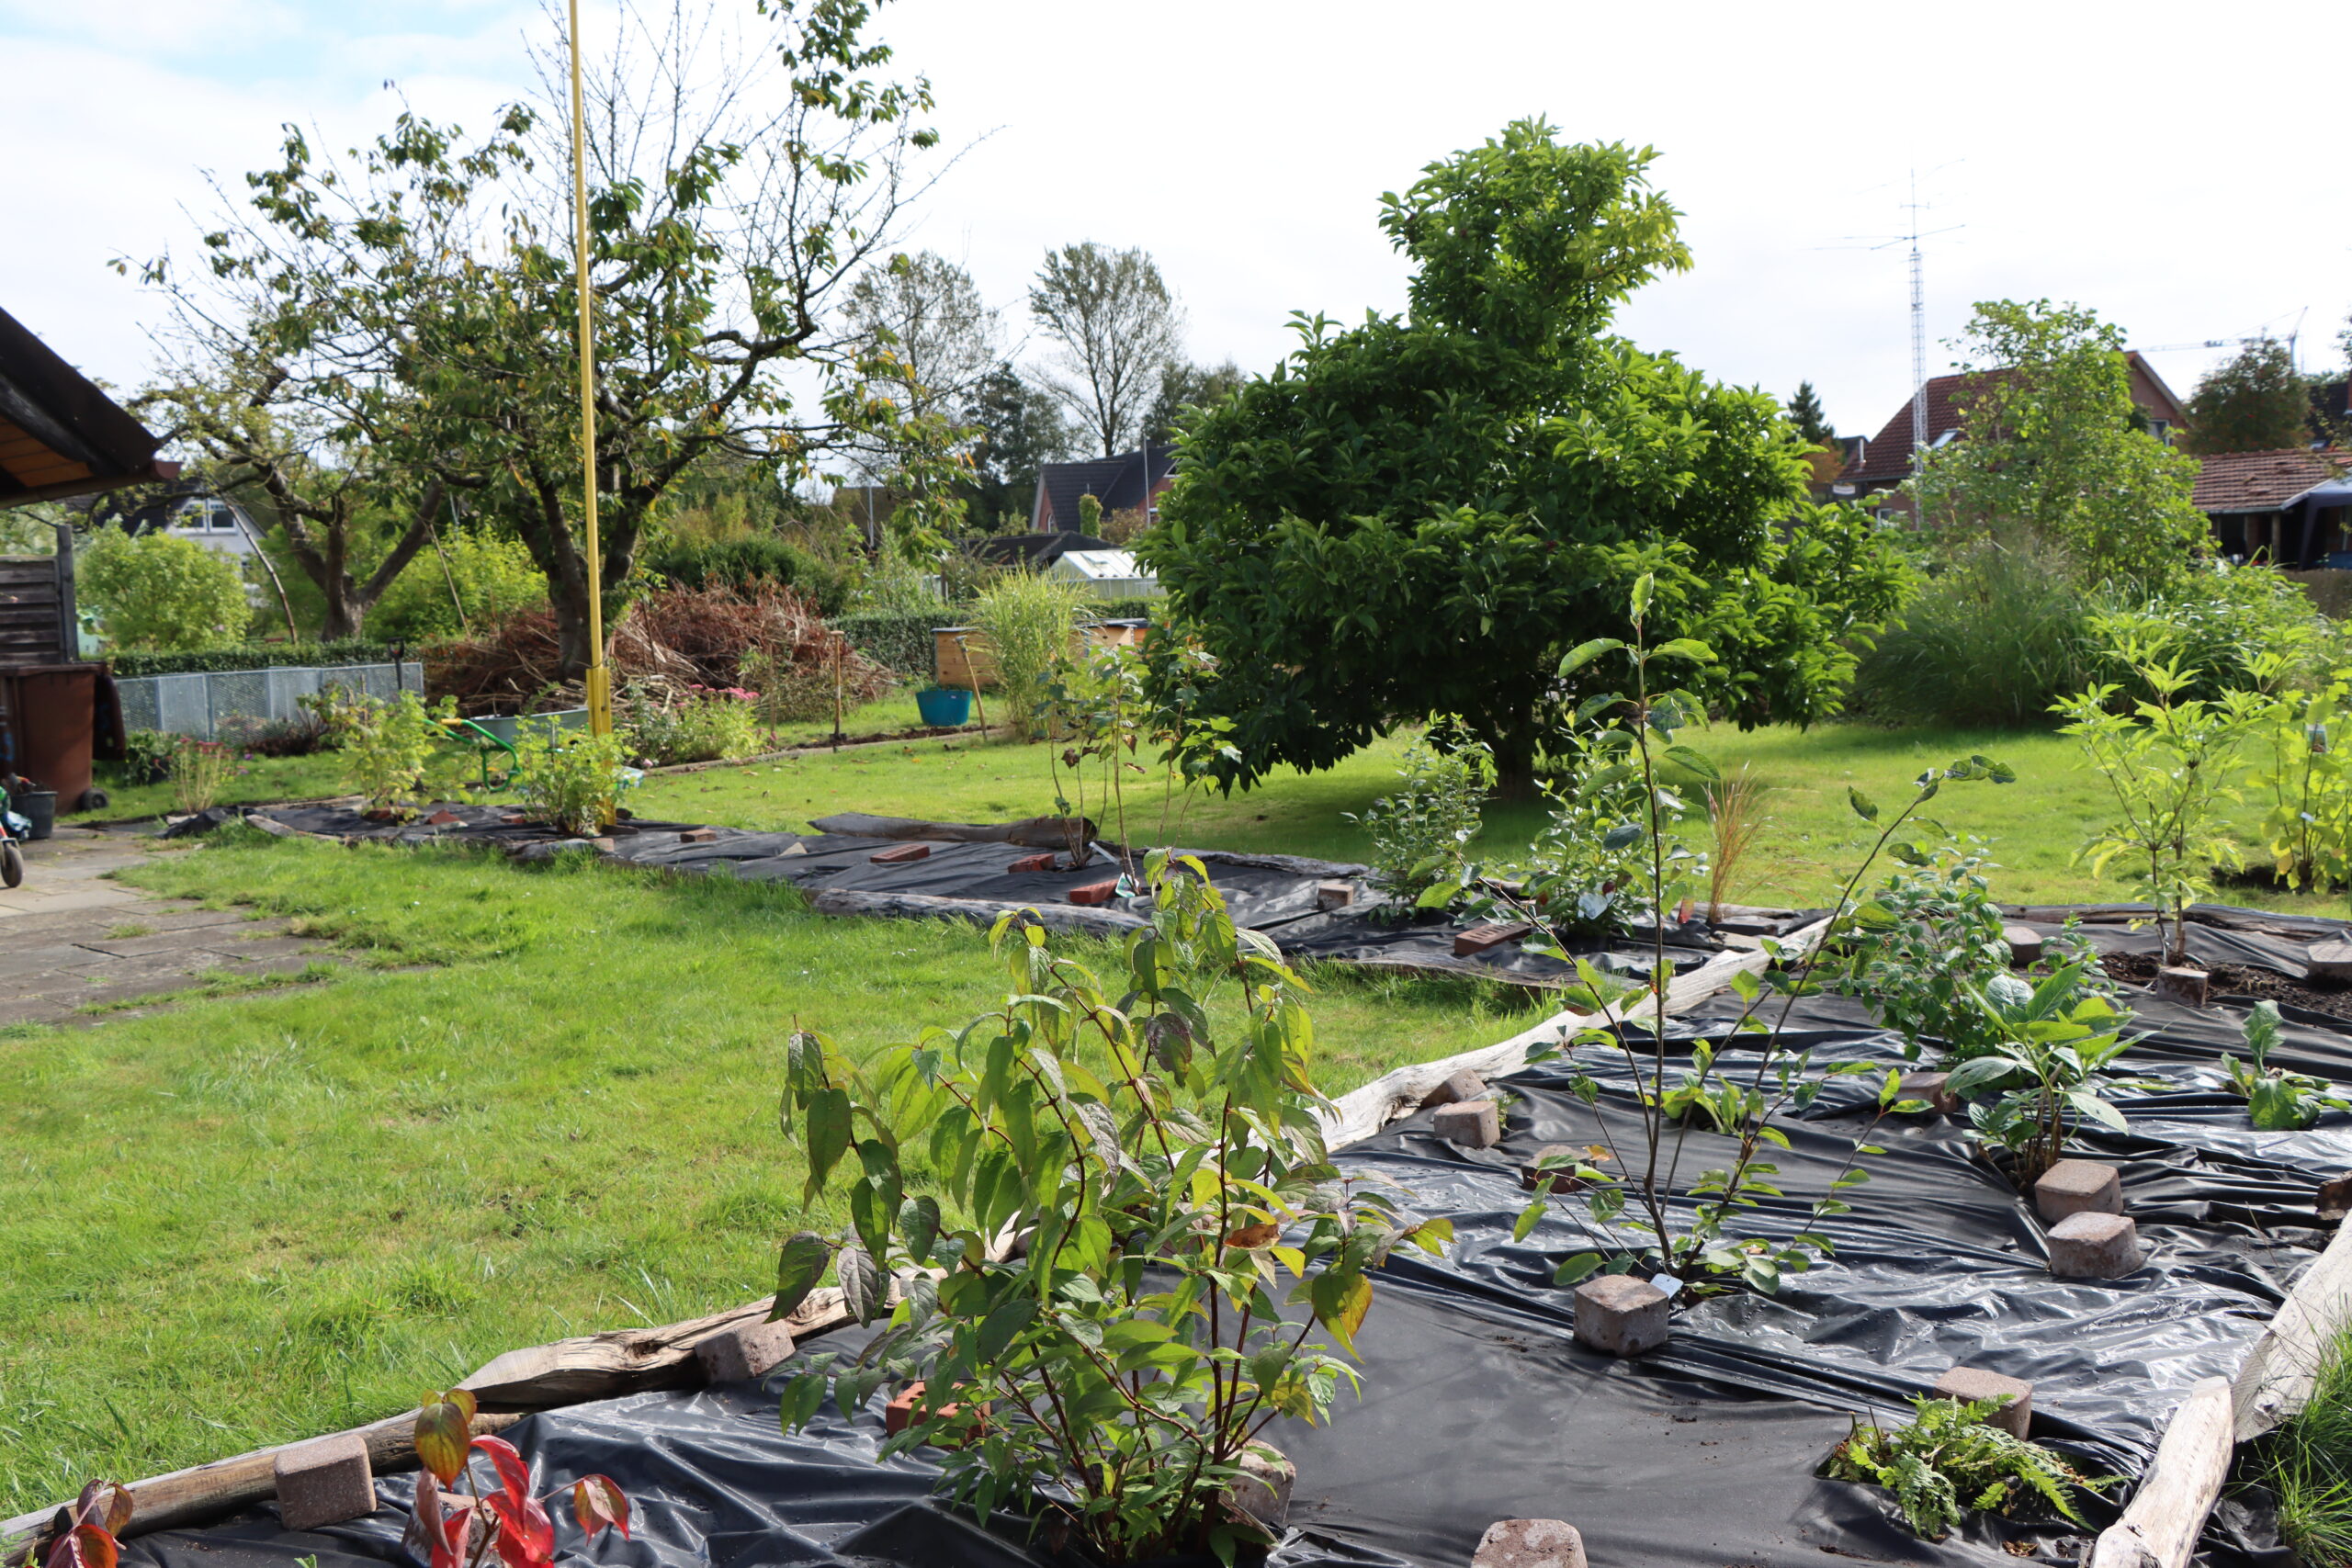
[74,1483,133,1535]
[46,1526,118,1568]
[487,1491,555,1568]
[468,1435,533,1511]
[571,1476,630,1540]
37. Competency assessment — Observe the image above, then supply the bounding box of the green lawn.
[0,835,1544,1515]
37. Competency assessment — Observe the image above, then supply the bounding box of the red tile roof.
[1835,353,2186,488]
[2190,448,2352,513]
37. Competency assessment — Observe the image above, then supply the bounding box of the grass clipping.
[1823,1396,2114,1540]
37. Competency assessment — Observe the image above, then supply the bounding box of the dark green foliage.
[2263,1322,2352,1562]
[2181,337,2314,456]
[1824,1396,2112,1540]
[110,640,409,678]
[833,610,941,679]
[1851,543,2099,728]
[1145,121,1909,794]
[642,536,852,615]
[1787,380,1835,445]
[1144,359,1245,444]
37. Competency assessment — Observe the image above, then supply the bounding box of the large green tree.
[1911,299,2210,589]
[1145,121,1905,797]
[2180,336,2312,455]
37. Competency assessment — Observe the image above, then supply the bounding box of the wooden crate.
[931,620,1148,691]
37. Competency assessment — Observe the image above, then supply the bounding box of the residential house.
[120,490,266,560]
[2192,447,2352,565]
[1031,443,1176,533]
[1828,354,2188,514]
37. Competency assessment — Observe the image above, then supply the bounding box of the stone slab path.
[0,827,343,1028]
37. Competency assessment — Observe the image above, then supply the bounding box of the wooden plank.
[2085,1378,2233,1568]
[2232,1208,2352,1440]
[809,886,1148,938]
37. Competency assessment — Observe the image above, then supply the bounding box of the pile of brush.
[426,583,894,717]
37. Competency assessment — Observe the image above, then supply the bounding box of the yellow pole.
[568,0,611,739]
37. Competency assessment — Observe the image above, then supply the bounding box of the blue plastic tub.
[914,687,974,727]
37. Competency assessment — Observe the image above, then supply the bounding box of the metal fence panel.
[115,662,420,739]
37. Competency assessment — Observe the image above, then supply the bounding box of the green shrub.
[1344,731,1491,902]
[834,609,938,679]
[1825,1395,2112,1540]
[973,572,1084,739]
[170,737,234,814]
[513,731,637,834]
[80,526,254,653]
[368,531,548,642]
[1850,542,2099,728]
[2264,1322,2352,1560]
[620,683,763,765]
[330,691,446,813]
[641,536,851,615]
[1507,723,1673,935]
[109,640,408,677]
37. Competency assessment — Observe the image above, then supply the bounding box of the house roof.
[1835,353,2185,487]
[967,530,1114,570]
[0,304,177,507]
[1034,443,1176,530]
[2190,447,2352,513]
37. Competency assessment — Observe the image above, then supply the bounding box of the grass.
[2259,1323,2352,1563]
[0,833,1544,1514]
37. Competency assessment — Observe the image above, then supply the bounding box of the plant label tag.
[1648,1272,1683,1301]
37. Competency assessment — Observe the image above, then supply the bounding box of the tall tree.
[842,251,1002,420]
[1785,380,1834,446]
[959,366,1072,529]
[145,0,958,680]
[1144,359,1244,445]
[1147,122,1908,799]
[1912,299,2210,589]
[1028,243,1183,456]
[2180,337,2312,455]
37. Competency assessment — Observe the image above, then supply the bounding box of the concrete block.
[1520,1145,1586,1194]
[1422,1068,1487,1108]
[1068,879,1120,907]
[1227,1443,1294,1530]
[695,1318,797,1383]
[1315,879,1354,911]
[869,841,930,864]
[1453,920,1533,958]
[2048,1211,2141,1278]
[1932,1366,2034,1438]
[678,828,718,844]
[2003,925,2045,966]
[587,837,616,853]
[2308,940,2352,986]
[1572,1273,1668,1357]
[2318,1172,2352,1221]
[1899,1071,1960,1115]
[1473,1518,1587,1568]
[1431,1098,1501,1148]
[274,1431,376,1530]
[2034,1159,2122,1224]
[1005,852,1057,873]
[2152,964,2210,1007]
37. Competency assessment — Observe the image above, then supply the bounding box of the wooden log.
[2232,1206,2352,1441]
[0,1411,518,1558]
[1317,919,1830,1150]
[808,887,1149,938]
[2084,1377,2232,1568]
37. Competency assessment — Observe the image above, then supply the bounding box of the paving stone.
[1519,1145,1586,1194]
[868,841,931,864]
[2048,1211,2141,1278]
[1314,879,1354,910]
[1898,1071,1960,1115]
[2152,964,2210,1007]
[2308,940,2352,986]
[1421,1068,1487,1108]
[2034,1159,2122,1223]
[1572,1274,1668,1357]
[1430,1098,1500,1147]
[1473,1518,1587,1568]
[274,1431,376,1530]
[1453,920,1533,958]
[1932,1366,2033,1437]
[2003,926,2045,966]
[695,1319,797,1383]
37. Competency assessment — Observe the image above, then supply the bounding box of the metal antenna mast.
[1905,172,1928,472]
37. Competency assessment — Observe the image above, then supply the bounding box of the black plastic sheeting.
[118,915,2352,1568]
[243,805,1724,987]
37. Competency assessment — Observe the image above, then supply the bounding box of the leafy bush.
[620,682,763,765]
[833,609,939,680]
[368,530,548,642]
[1949,967,2135,1184]
[512,731,637,834]
[109,639,408,677]
[974,571,1083,739]
[171,738,234,814]
[1839,842,2017,1059]
[329,691,447,812]
[119,728,177,784]
[1824,1395,2112,1540]
[1850,542,2100,728]
[642,535,852,615]
[2226,999,2346,1131]
[1505,723,1680,936]
[2252,680,2352,890]
[773,852,1445,1564]
[1344,731,1491,903]
[80,526,254,652]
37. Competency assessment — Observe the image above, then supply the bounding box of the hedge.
[109,640,412,678]
[836,597,1168,684]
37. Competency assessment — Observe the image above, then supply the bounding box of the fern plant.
[1824,1395,2114,1540]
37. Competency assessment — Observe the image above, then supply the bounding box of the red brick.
[1006,852,1057,873]
[274,1430,376,1530]
[1453,921,1532,958]
[425,809,462,827]
[1068,879,1120,907]
[678,828,718,844]
[869,841,931,864]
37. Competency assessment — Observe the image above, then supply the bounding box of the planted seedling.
[1823,1395,2114,1540]
[1946,967,2137,1186]
[2225,999,2346,1132]
[405,1389,631,1568]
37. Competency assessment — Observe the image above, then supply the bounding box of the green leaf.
[1664,745,1720,783]
[1512,1198,1548,1243]
[1553,1252,1602,1287]
[804,1087,853,1197]
[773,1231,830,1321]
[1629,573,1655,624]
[1308,1269,1373,1356]
[1846,787,1879,823]
[1559,637,1625,678]
[1651,637,1715,664]
[977,1294,1037,1364]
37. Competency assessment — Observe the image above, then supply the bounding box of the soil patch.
[2102,949,2352,1022]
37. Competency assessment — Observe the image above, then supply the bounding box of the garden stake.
[956,635,990,734]
[831,638,843,751]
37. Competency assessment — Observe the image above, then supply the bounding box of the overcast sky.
[6,0,2348,444]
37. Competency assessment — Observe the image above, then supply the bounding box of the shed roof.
[2190,447,2352,513]
[0,304,177,507]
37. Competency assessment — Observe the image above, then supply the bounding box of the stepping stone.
[275,1431,376,1530]
[1572,1274,1668,1357]
[2310,941,2352,986]
[1453,921,1533,958]
[1933,1366,2033,1438]
[1474,1518,1588,1568]
[2034,1159,2122,1224]
[678,828,718,844]
[1228,1444,1294,1529]
[869,842,931,864]
[2048,1211,2141,1278]
[1431,1098,1501,1147]
[2004,925,2044,966]
[1421,1068,1487,1108]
